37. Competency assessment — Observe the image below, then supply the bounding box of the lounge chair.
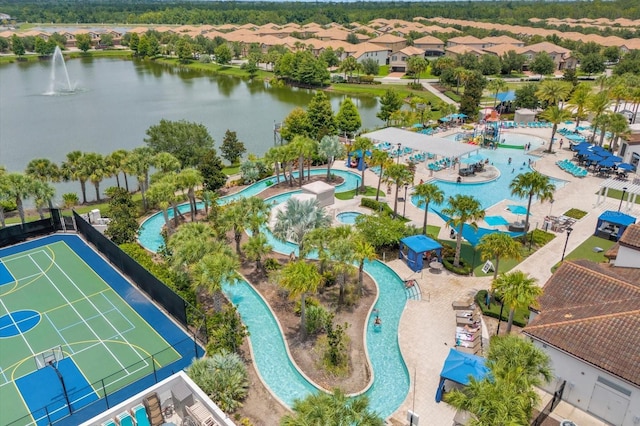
[143,392,164,426]
[117,411,135,426]
[133,404,151,426]
[101,420,117,426]
[451,300,474,310]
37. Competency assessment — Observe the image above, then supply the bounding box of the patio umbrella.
[439,116,451,122]
[609,155,623,162]
[495,91,516,102]
[586,153,604,162]
[618,163,635,171]
[507,205,529,216]
[598,159,617,168]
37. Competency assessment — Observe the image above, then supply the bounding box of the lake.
[0,57,381,201]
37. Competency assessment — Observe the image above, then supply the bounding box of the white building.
[524,224,640,426]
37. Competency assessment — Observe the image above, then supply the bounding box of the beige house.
[446,35,485,49]
[445,44,485,58]
[519,41,577,71]
[351,42,390,66]
[480,35,524,47]
[389,46,425,72]
[413,35,445,57]
[369,33,406,52]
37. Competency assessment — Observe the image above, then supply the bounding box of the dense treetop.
[1,0,640,30]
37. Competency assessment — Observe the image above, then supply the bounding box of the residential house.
[445,44,485,59]
[518,41,577,71]
[446,35,485,49]
[350,41,390,66]
[480,35,524,47]
[369,33,407,53]
[389,46,426,72]
[523,226,640,426]
[413,35,445,58]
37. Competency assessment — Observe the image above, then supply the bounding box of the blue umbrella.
[598,159,616,168]
[609,155,623,162]
[586,153,604,162]
[592,146,607,154]
[598,150,612,158]
[618,163,635,171]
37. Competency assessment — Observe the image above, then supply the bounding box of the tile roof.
[524,259,640,387]
[413,35,444,45]
[446,44,485,56]
[371,33,406,43]
[483,44,522,57]
[448,35,484,45]
[481,35,523,45]
[619,224,640,250]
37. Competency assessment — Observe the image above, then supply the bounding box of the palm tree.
[353,237,376,295]
[272,198,331,257]
[281,388,384,426]
[487,335,552,389]
[106,149,130,190]
[4,173,34,226]
[152,152,182,174]
[453,67,470,95]
[193,251,241,312]
[413,182,444,236]
[147,178,177,236]
[383,163,413,217]
[476,233,522,279]
[82,152,107,202]
[567,83,591,129]
[535,80,572,108]
[244,196,271,235]
[279,260,321,337]
[126,147,153,210]
[220,200,249,256]
[608,112,631,152]
[491,270,541,334]
[303,227,332,274]
[186,353,248,413]
[318,135,345,181]
[0,169,9,228]
[290,135,316,186]
[353,136,373,192]
[539,106,572,153]
[509,171,555,235]
[265,145,284,184]
[587,91,611,144]
[407,56,428,84]
[242,234,272,272]
[167,222,219,274]
[31,180,56,219]
[177,167,203,221]
[25,158,61,183]
[487,78,507,108]
[61,151,89,204]
[327,225,356,305]
[442,194,485,268]
[339,56,359,79]
[370,150,391,202]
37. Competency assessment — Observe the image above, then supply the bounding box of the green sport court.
[0,235,201,426]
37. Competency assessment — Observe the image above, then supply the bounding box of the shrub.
[407,82,423,90]
[563,208,587,220]
[360,75,374,83]
[305,304,332,335]
[322,319,349,372]
[322,270,337,287]
[294,296,320,316]
[331,75,345,83]
[360,197,394,215]
[264,258,281,271]
[206,305,248,355]
[526,229,555,248]
[442,256,472,275]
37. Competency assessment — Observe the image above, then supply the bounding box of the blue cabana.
[595,210,636,241]
[495,90,516,102]
[435,348,490,402]
[399,235,443,272]
[346,149,371,171]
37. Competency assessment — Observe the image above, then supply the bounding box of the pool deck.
[333,123,634,426]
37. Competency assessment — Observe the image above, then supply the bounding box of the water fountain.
[46,46,74,94]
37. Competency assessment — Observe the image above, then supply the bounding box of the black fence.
[531,380,566,426]
[0,217,55,248]
[73,211,189,328]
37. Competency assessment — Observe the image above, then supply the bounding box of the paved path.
[376,74,457,105]
[334,123,636,425]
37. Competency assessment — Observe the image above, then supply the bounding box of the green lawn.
[598,188,640,205]
[335,186,383,200]
[222,165,241,176]
[551,235,615,272]
[327,83,442,104]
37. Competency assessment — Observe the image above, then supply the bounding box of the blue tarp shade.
[595,210,636,241]
[435,348,490,402]
[495,91,516,102]
[434,210,525,246]
[346,149,372,171]
[399,235,443,272]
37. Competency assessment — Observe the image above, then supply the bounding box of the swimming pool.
[138,169,361,252]
[414,134,564,211]
[336,211,362,224]
[137,168,410,419]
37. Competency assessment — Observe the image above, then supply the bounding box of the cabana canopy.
[362,127,480,160]
[434,210,525,246]
[495,91,516,102]
[346,149,371,171]
[595,210,636,241]
[435,349,490,402]
[399,235,442,272]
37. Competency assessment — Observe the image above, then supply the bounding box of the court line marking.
[0,311,42,337]
[58,240,182,360]
[30,251,130,374]
[0,298,36,355]
[43,312,74,355]
[0,248,52,296]
[100,292,136,331]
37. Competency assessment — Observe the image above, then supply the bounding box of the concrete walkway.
[333,124,637,425]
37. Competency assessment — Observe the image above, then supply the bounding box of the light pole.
[403,184,409,218]
[397,142,402,164]
[496,300,504,336]
[561,226,573,262]
[618,187,627,212]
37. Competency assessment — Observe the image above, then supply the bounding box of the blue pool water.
[336,211,362,224]
[137,167,411,419]
[138,169,360,252]
[413,133,565,211]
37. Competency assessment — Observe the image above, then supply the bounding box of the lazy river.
[137,168,410,419]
